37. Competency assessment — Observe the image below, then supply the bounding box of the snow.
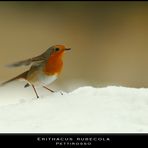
[0,85,148,133]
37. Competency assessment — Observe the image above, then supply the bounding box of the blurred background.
[0,1,148,92]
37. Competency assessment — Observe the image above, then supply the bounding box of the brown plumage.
[1,71,28,86]
[1,45,71,98]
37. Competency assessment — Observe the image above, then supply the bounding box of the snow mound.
[0,86,148,133]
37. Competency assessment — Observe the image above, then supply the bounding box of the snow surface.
[0,85,148,133]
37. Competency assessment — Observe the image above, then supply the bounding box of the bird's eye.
[55,48,59,52]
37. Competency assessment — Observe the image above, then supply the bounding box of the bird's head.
[50,45,71,56]
[43,45,71,58]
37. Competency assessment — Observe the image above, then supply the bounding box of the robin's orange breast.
[43,51,64,75]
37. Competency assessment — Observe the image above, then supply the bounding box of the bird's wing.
[6,54,46,67]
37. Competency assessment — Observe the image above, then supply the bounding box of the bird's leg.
[24,79,39,99]
[42,85,55,93]
[31,84,39,98]
[43,86,63,95]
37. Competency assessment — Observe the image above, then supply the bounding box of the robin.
[1,45,71,98]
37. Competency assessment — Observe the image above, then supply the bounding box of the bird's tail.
[0,71,29,86]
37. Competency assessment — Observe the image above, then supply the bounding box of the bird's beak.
[65,48,71,51]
